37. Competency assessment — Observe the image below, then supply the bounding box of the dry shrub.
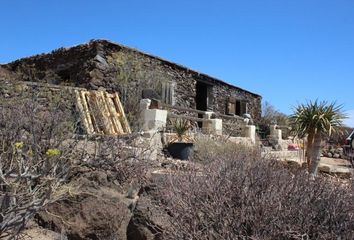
[193,135,258,164]
[0,89,79,238]
[156,138,354,239]
[34,134,154,239]
[78,134,153,186]
[31,133,153,240]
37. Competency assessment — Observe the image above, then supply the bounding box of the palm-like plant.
[290,100,347,177]
[170,118,193,142]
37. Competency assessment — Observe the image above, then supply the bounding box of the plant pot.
[167,142,194,160]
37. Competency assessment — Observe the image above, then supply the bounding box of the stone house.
[0,40,261,133]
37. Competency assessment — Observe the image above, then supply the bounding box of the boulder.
[94,54,109,69]
[36,169,132,240]
[127,195,171,240]
[335,148,344,154]
[21,224,62,240]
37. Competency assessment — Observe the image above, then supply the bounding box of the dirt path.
[320,157,352,167]
[318,157,353,177]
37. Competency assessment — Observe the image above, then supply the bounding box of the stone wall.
[211,80,261,123]
[1,40,262,131]
[222,118,246,137]
[2,43,96,85]
[0,80,80,133]
[103,47,198,109]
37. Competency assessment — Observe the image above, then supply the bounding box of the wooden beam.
[79,91,96,134]
[161,103,207,115]
[104,91,124,134]
[97,91,115,134]
[75,90,94,134]
[86,92,104,134]
[167,113,205,122]
[113,92,131,134]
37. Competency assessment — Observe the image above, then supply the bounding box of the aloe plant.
[290,100,346,177]
[170,118,192,142]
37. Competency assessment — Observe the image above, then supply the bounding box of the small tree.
[290,100,346,177]
[258,101,289,139]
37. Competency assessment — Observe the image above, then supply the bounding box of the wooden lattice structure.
[75,90,131,135]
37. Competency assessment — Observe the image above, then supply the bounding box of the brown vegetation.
[1,87,353,239]
[155,139,354,239]
[0,90,79,238]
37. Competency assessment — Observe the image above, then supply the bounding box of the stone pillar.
[202,119,223,135]
[203,111,213,120]
[270,124,282,141]
[140,99,167,132]
[243,125,256,144]
[202,112,222,135]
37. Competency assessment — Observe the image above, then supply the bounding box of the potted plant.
[166,118,194,160]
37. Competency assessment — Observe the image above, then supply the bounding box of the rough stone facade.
[0,80,80,132]
[1,39,262,131]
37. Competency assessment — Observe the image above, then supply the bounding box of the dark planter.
[167,142,194,160]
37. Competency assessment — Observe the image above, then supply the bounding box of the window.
[206,86,214,110]
[161,81,175,105]
[227,97,248,116]
[239,100,248,116]
[226,97,236,115]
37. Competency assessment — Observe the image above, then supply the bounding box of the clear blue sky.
[1,0,354,126]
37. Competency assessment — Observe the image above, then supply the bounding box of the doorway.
[196,81,213,127]
[196,81,208,111]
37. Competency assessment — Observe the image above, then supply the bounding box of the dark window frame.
[226,97,248,116]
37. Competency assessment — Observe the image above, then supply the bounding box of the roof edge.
[4,39,261,98]
[96,39,261,97]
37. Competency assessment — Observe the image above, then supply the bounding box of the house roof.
[96,40,261,98]
[3,39,261,98]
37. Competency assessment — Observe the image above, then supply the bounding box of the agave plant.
[170,118,193,142]
[290,100,347,177]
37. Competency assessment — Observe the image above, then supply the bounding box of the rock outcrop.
[36,167,132,240]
